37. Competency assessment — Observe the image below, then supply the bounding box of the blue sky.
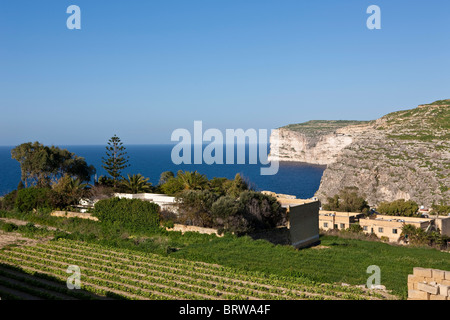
[0,0,449,145]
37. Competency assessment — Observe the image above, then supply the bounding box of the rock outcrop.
[269,100,450,207]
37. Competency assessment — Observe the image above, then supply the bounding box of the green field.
[0,239,387,300]
[0,211,449,300]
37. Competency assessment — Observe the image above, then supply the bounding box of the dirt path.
[0,217,58,230]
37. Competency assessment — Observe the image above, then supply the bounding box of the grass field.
[0,239,390,300]
[1,210,449,300]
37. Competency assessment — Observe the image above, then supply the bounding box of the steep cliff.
[268,120,369,165]
[269,100,450,207]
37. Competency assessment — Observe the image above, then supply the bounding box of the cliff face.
[268,121,369,165]
[269,101,450,207]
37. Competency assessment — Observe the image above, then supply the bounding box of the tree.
[11,142,95,188]
[431,203,450,216]
[323,187,369,213]
[377,199,419,217]
[177,170,208,191]
[158,171,175,186]
[51,175,90,208]
[101,135,130,188]
[121,174,152,194]
[223,173,249,198]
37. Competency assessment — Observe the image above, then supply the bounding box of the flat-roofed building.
[359,214,433,243]
[318,211,365,231]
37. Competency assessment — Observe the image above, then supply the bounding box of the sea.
[0,145,325,198]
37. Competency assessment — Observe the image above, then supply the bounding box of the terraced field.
[0,239,389,300]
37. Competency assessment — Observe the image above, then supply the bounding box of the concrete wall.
[408,267,450,300]
[288,201,320,249]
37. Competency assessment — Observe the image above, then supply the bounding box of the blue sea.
[0,145,325,198]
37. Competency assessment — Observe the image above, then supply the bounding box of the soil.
[0,218,55,249]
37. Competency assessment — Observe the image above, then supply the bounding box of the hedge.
[93,197,160,229]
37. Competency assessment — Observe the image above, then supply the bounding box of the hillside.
[269,100,450,207]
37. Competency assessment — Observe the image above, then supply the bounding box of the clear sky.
[0,0,449,146]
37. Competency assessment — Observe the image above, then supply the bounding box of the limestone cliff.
[268,120,369,165]
[269,100,450,207]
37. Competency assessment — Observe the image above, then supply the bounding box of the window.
[340,223,345,229]
[392,228,398,234]
[324,222,328,228]
[378,227,384,233]
[363,226,368,231]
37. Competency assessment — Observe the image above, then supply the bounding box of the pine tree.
[101,135,130,188]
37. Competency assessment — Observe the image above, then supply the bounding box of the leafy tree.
[11,142,95,188]
[224,173,249,198]
[323,187,369,213]
[176,190,219,227]
[121,174,152,194]
[101,135,130,188]
[377,199,419,217]
[431,204,450,216]
[158,171,175,186]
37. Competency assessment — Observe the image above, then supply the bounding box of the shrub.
[175,190,287,235]
[15,188,54,213]
[93,197,160,229]
[0,190,18,211]
[1,222,19,232]
[176,190,219,227]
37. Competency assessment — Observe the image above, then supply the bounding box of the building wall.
[435,217,450,237]
[359,215,432,242]
[319,211,363,231]
[288,201,320,249]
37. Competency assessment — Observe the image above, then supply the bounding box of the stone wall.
[166,224,223,237]
[51,211,99,221]
[408,267,450,300]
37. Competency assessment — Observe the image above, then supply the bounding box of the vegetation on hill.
[281,120,369,137]
[378,99,450,141]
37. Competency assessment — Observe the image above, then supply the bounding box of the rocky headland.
[269,100,450,207]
